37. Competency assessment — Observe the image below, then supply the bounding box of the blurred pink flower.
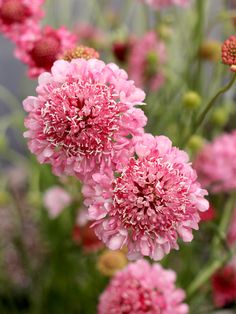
[43,186,71,218]
[15,25,77,78]
[128,31,166,91]
[0,0,44,41]
[212,260,236,308]
[194,131,236,193]
[83,134,208,260]
[23,59,146,180]
[98,259,189,314]
[75,22,105,47]
[140,0,189,9]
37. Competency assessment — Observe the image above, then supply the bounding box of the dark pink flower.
[212,262,236,308]
[0,0,44,41]
[98,259,189,314]
[222,36,236,71]
[23,59,146,180]
[15,25,77,78]
[83,134,208,260]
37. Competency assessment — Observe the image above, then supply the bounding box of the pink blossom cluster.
[0,0,78,78]
[194,131,236,193]
[0,0,44,41]
[140,0,189,9]
[98,259,189,314]
[83,134,208,260]
[23,58,146,180]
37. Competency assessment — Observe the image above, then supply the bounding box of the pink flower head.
[15,25,77,78]
[140,0,189,9]
[128,31,166,91]
[212,261,236,308]
[43,186,71,218]
[222,36,236,72]
[0,0,44,41]
[83,134,209,260]
[75,22,105,48]
[23,59,146,179]
[194,131,236,193]
[98,259,189,314]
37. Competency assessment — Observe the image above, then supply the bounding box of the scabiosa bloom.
[194,131,236,193]
[140,0,189,10]
[15,25,77,78]
[23,58,146,179]
[43,186,71,218]
[83,134,208,260]
[222,36,236,72]
[128,31,166,91]
[98,259,189,314]
[0,0,44,41]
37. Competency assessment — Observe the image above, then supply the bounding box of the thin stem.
[182,72,236,147]
[187,245,236,298]
[212,194,236,253]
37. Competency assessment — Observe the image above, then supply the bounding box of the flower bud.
[97,250,127,276]
[183,91,201,110]
[211,107,229,127]
[199,40,221,62]
[187,135,204,152]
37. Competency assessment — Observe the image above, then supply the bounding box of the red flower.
[212,265,236,307]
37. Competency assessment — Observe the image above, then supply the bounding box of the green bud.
[0,190,10,206]
[183,91,201,110]
[188,135,204,152]
[211,107,229,127]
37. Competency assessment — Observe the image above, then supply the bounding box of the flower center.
[29,35,61,70]
[0,0,30,24]
[41,79,124,157]
[63,45,99,61]
[112,157,191,237]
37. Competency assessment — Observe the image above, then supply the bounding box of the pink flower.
[140,0,189,9]
[43,186,71,218]
[83,134,209,260]
[23,59,146,180]
[0,0,44,41]
[15,25,77,78]
[212,260,236,308]
[98,259,189,314]
[222,36,236,72]
[75,22,106,48]
[128,31,166,91]
[194,131,236,193]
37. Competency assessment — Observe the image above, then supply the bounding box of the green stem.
[212,194,236,253]
[187,245,236,298]
[182,72,236,147]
